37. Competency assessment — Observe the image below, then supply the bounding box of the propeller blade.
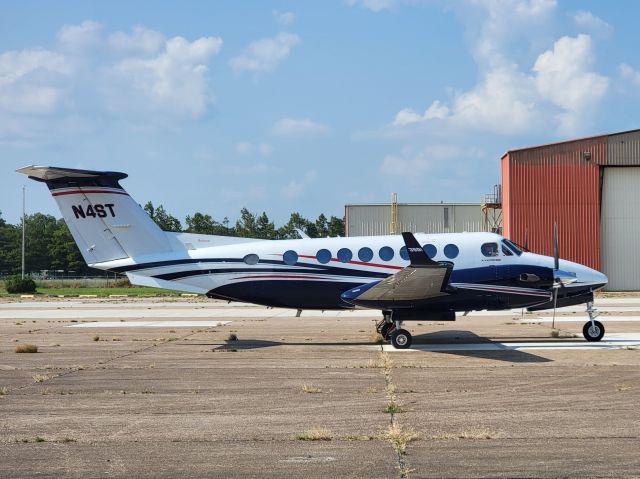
[552,286,558,330]
[524,227,529,251]
[553,222,559,271]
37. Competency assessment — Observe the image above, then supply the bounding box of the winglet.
[401,232,439,266]
[295,228,310,239]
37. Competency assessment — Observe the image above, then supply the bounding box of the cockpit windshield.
[502,239,523,256]
[502,238,522,256]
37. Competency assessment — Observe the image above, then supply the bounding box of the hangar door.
[601,167,640,290]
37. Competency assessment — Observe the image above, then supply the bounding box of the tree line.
[0,202,345,276]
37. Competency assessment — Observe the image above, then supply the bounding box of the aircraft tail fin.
[17,165,172,266]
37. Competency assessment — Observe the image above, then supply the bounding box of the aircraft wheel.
[380,322,394,339]
[390,329,412,349]
[583,320,605,342]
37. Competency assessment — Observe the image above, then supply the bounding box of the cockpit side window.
[501,244,513,256]
[502,239,523,256]
[481,242,499,257]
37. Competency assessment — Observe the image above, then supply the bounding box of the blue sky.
[2,0,640,226]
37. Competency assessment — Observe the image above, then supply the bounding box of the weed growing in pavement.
[15,343,38,353]
[92,336,99,341]
[227,333,238,341]
[550,329,560,338]
[296,428,333,441]
[385,398,404,414]
[301,384,322,394]
[370,332,384,344]
[34,436,46,442]
[431,429,500,440]
[32,374,49,383]
[382,423,418,455]
[0,387,7,396]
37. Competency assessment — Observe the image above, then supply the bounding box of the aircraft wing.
[341,232,453,304]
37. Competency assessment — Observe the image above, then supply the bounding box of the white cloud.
[619,63,640,86]
[346,0,399,12]
[449,65,540,134]
[273,10,296,26]
[424,101,450,120]
[282,170,317,199]
[106,35,223,118]
[380,146,483,179]
[271,117,329,137]
[391,32,608,136]
[0,20,227,143]
[0,48,73,114]
[236,141,273,155]
[1,20,223,123]
[391,101,450,126]
[57,20,102,52]
[230,32,300,73]
[573,10,612,37]
[462,0,557,68]
[533,34,608,133]
[107,25,165,54]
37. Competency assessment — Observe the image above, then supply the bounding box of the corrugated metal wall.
[608,130,640,165]
[345,205,391,236]
[601,167,640,290]
[501,157,511,239]
[501,136,606,271]
[345,204,485,236]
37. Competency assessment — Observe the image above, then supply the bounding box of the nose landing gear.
[583,301,605,342]
[375,312,412,349]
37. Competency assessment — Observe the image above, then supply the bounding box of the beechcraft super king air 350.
[18,166,609,349]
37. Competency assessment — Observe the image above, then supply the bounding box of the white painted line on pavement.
[520,316,640,323]
[381,333,640,352]
[67,320,232,328]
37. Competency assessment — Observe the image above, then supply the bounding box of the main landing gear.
[583,301,605,342]
[376,312,412,349]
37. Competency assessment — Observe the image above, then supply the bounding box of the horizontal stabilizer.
[17,165,127,190]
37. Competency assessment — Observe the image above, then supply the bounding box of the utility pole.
[21,185,25,279]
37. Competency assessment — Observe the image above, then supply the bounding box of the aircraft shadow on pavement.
[409,330,552,363]
[195,329,552,363]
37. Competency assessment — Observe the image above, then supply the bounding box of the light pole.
[21,185,25,279]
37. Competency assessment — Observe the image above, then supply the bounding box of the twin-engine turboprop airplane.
[18,166,608,348]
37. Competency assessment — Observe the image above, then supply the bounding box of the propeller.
[552,222,560,329]
[523,227,529,252]
[553,223,559,271]
[550,223,578,328]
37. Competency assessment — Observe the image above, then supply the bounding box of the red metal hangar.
[502,129,640,291]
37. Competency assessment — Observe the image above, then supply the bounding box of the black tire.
[380,322,394,339]
[390,329,412,349]
[583,320,605,342]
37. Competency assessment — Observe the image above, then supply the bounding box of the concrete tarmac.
[1,297,639,478]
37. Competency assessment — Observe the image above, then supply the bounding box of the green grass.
[0,287,188,297]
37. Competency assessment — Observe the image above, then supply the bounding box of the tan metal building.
[345,203,487,237]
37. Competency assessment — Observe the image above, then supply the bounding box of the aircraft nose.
[593,269,608,287]
[578,266,608,288]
